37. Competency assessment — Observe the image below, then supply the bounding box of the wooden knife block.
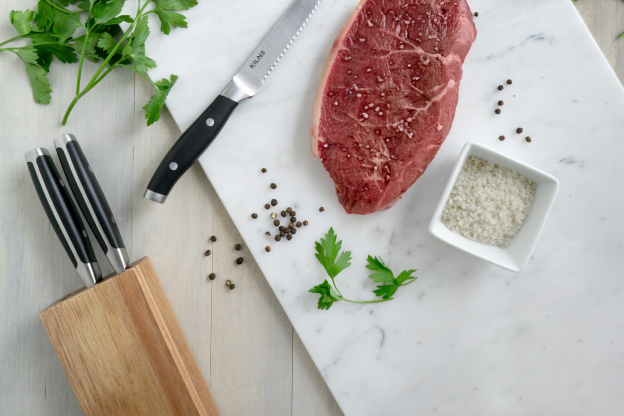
[40,257,220,416]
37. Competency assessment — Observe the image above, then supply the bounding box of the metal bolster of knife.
[221,78,254,103]
[25,148,102,288]
[55,134,130,274]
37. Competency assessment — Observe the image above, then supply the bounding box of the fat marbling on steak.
[310,0,476,214]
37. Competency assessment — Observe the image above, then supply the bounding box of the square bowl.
[429,142,559,272]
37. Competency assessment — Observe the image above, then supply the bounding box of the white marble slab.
[143,0,624,414]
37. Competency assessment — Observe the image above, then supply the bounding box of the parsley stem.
[330,277,344,297]
[0,36,19,48]
[118,63,157,88]
[76,2,95,96]
[62,65,116,125]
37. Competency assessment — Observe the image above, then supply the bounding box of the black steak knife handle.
[144,94,238,203]
[55,134,129,274]
[25,148,101,287]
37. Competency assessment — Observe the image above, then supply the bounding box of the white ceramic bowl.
[429,142,559,272]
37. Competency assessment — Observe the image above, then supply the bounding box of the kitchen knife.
[144,0,323,203]
[55,134,130,274]
[25,148,102,287]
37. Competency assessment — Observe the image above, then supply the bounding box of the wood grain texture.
[40,257,220,416]
[0,1,619,415]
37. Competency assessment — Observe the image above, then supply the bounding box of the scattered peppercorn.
[281,210,287,217]
[506,79,513,85]
[264,203,270,209]
[265,246,271,252]
[284,228,291,234]
[275,235,281,242]
[497,100,504,106]
[319,207,325,212]
[290,216,297,223]
[499,135,505,141]
[273,219,280,226]
[205,250,211,256]
[251,213,258,219]
[286,234,293,241]
[270,212,277,219]
[497,85,504,91]
[279,226,285,231]
[290,211,296,217]
[235,244,242,251]
[210,235,217,242]
[291,228,297,235]
[296,221,302,228]
[226,280,231,286]
[270,183,277,189]
[208,273,216,280]
[286,207,292,213]
[229,284,236,290]
[516,127,523,134]
[271,199,278,206]
[265,231,271,236]
[303,220,308,226]
[280,231,285,237]
[525,136,532,143]
[261,168,267,173]
[288,222,294,228]
[473,11,478,16]
[236,257,244,265]
[494,108,501,114]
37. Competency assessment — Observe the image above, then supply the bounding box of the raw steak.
[310,0,476,214]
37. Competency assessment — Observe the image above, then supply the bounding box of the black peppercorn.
[251,213,258,219]
[497,85,504,91]
[497,100,504,106]
[290,216,297,223]
[303,220,308,226]
[284,228,291,234]
[281,211,287,217]
[286,234,292,241]
[265,246,271,252]
[264,203,270,209]
[205,250,211,256]
[208,273,216,280]
[270,183,277,189]
[210,235,217,242]
[261,168,267,173]
[296,221,302,228]
[288,222,294,228]
[473,11,478,16]
[235,244,242,251]
[319,207,324,212]
[506,79,513,85]
[286,207,292,213]
[526,136,532,143]
[291,228,297,235]
[516,127,523,134]
[499,135,505,141]
[273,219,280,226]
[279,226,285,231]
[236,257,243,265]
[494,108,501,114]
[275,235,281,241]
[271,199,278,206]
[280,232,285,237]
[265,231,271,237]
[229,284,236,290]
[290,211,296,217]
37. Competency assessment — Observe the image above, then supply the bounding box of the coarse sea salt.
[441,156,536,248]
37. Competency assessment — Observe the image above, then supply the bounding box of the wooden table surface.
[0,2,620,415]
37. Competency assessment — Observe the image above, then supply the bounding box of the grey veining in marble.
[142,0,624,414]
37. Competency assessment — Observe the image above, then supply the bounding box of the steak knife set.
[26,134,129,287]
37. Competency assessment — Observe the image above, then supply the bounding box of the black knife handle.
[25,148,101,287]
[144,94,238,203]
[55,134,129,273]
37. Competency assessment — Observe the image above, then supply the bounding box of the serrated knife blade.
[144,0,323,203]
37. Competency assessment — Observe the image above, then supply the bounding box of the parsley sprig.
[309,228,419,310]
[0,0,197,125]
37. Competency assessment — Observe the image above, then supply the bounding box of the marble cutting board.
[141,0,624,414]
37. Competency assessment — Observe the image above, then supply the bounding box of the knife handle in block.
[55,134,129,273]
[40,257,221,416]
[144,95,238,203]
[25,148,101,287]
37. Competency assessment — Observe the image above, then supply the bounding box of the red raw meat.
[311,0,476,214]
